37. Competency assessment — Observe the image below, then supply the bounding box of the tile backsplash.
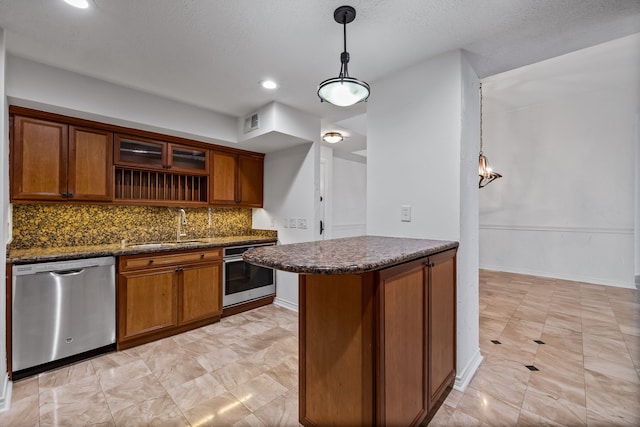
[10,204,275,249]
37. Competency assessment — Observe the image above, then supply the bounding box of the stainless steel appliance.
[223,243,275,308]
[12,256,116,379]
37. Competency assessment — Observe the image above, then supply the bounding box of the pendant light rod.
[342,11,347,53]
[480,82,485,154]
[478,82,502,188]
[338,6,353,79]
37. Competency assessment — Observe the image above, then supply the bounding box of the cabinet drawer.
[120,248,221,271]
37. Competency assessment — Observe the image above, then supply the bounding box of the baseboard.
[273,297,298,313]
[0,372,12,413]
[480,264,636,289]
[454,348,483,392]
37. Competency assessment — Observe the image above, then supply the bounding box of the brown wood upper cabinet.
[210,150,264,207]
[114,134,209,174]
[11,116,113,202]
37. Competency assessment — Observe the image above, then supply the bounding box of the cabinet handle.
[175,267,183,273]
[200,253,205,258]
[67,192,73,198]
[148,259,154,265]
[61,192,68,198]
[426,262,435,268]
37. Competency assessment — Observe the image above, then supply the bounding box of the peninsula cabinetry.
[117,248,222,350]
[299,248,457,426]
[210,150,264,207]
[11,115,113,202]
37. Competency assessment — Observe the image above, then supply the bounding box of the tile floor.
[430,270,640,427]
[1,270,638,426]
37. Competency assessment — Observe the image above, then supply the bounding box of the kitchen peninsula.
[243,236,459,427]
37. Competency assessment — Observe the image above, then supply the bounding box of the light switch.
[401,205,411,222]
[297,218,307,229]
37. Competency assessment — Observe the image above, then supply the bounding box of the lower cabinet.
[117,248,222,349]
[179,263,222,325]
[299,248,457,427]
[427,249,457,412]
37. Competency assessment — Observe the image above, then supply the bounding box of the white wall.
[367,50,481,391]
[319,145,333,240]
[258,142,320,311]
[636,109,640,288]
[243,102,322,311]
[480,85,637,288]
[0,27,11,412]
[457,53,482,391]
[367,51,461,240]
[6,55,238,145]
[331,155,366,238]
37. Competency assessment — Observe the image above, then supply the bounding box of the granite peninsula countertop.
[7,235,277,264]
[242,235,458,275]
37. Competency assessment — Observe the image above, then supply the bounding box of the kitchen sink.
[126,240,205,249]
[175,240,204,245]
[127,243,176,249]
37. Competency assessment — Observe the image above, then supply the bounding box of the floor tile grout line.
[90,359,118,425]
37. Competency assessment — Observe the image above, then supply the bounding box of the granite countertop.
[242,235,458,275]
[7,235,278,264]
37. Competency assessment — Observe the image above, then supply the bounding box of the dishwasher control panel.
[13,256,115,276]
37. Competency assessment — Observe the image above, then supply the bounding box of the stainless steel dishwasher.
[12,256,116,379]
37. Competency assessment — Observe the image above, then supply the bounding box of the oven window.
[225,261,274,296]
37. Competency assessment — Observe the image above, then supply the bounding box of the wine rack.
[114,167,208,204]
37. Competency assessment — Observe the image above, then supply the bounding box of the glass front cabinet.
[115,134,208,174]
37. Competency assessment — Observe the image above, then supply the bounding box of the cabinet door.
[11,116,68,201]
[378,259,427,426]
[427,249,457,410]
[114,134,166,170]
[67,126,113,201]
[169,144,209,174]
[178,261,222,325]
[210,150,238,205]
[118,268,177,342]
[238,154,264,207]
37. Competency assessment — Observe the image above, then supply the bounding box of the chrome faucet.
[177,209,187,240]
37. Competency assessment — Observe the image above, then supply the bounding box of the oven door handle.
[224,256,245,264]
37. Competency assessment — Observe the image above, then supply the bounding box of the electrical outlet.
[401,205,412,222]
[297,218,307,229]
[289,218,298,228]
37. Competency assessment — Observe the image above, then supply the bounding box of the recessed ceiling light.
[63,0,90,8]
[260,80,278,90]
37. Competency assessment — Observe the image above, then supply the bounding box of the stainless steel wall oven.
[223,243,275,308]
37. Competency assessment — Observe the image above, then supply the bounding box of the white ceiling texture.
[0,0,639,155]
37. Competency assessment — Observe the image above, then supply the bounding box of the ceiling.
[0,0,639,155]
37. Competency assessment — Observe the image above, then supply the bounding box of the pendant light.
[478,83,502,188]
[317,5,370,107]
